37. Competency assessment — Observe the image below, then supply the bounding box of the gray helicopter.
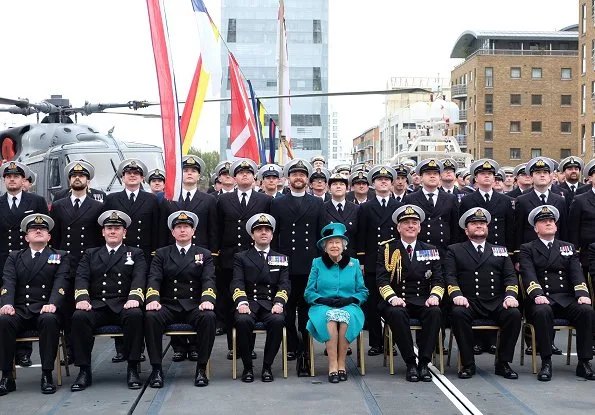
[0,95,164,202]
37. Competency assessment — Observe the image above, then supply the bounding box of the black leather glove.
[333,297,353,307]
[316,297,336,306]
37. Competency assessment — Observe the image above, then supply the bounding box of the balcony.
[454,48,578,69]
[455,134,467,149]
[451,84,468,99]
[457,109,468,123]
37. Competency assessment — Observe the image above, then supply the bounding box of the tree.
[187,148,220,190]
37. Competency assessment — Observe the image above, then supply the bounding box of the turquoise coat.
[304,255,368,343]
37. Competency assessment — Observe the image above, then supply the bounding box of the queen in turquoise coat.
[304,223,368,382]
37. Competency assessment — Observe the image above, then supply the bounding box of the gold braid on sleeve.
[384,244,402,284]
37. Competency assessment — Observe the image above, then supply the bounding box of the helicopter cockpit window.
[48,158,61,188]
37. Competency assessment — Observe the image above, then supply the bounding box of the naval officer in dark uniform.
[445,208,521,380]
[520,205,595,381]
[568,159,595,272]
[270,159,325,360]
[258,164,284,198]
[558,156,586,203]
[50,161,103,362]
[216,159,272,358]
[0,214,69,395]
[323,173,359,258]
[232,213,290,382]
[356,165,401,355]
[145,210,217,388]
[309,167,331,201]
[146,168,166,202]
[346,170,373,205]
[376,205,444,382]
[70,210,146,391]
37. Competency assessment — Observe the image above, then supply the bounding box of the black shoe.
[538,361,552,382]
[172,352,186,362]
[140,353,146,362]
[551,344,563,355]
[127,367,142,389]
[149,368,164,388]
[60,352,73,366]
[71,369,92,392]
[576,361,595,380]
[418,363,432,382]
[406,363,419,382]
[458,364,475,379]
[286,351,297,361]
[215,327,225,336]
[472,345,483,355]
[328,372,339,383]
[524,345,540,356]
[16,355,32,367]
[112,352,125,363]
[41,373,56,394]
[488,345,497,355]
[495,362,518,379]
[194,368,209,387]
[188,351,199,362]
[347,347,352,356]
[338,370,348,381]
[261,367,274,382]
[0,377,16,396]
[368,346,383,356]
[241,368,255,383]
[251,351,257,359]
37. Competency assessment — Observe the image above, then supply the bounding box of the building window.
[332,140,337,145]
[313,20,322,44]
[485,67,493,87]
[485,94,493,114]
[531,148,542,158]
[531,121,542,133]
[561,68,572,80]
[510,94,521,105]
[531,94,543,105]
[510,148,521,160]
[227,19,236,43]
[484,147,493,158]
[267,80,277,87]
[510,121,521,133]
[582,84,587,114]
[332,147,337,152]
[313,67,322,91]
[531,68,542,79]
[561,94,572,106]
[582,3,587,34]
[582,124,586,153]
[560,148,571,159]
[592,39,595,70]
[561,122,572,133]
[508,42,521,50]
[582,44,587,74]
[485,121,493,141]
[510,67,521,79]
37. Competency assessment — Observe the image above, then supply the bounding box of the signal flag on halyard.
[146,0,183,201]
[180,0,222,155]
[229,52,260,161]
[268,118,276,164]
[247,79,267,164]
[277,0,293,163]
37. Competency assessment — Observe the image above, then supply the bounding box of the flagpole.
[278,0,284,164]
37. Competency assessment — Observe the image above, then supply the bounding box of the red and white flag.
[229,52,259,160]
[146,0,182,201]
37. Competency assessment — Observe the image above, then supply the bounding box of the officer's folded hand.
[124,300,140,309]
[0,305,15,315]
[453,296,469,308]
[389,296,406,307]
[502,297,518,309]
[272,303,284,314]
[425,296,439,307]
[146,301,161,311]
[76,300,92,311]
[199,301,214,311]
[578,296,592,305]
[238,304,250,314]
[534,295,550,305]
[40,304,56,314]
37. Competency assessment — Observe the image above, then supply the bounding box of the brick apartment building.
[450,28,579,164]
[352,126,380,166]
[579,1,595,158]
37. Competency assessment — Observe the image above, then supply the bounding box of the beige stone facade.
[352,126,380,166]
[579,0,595,158]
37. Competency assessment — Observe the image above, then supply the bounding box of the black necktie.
[406,244,413,259]
[381,198,386,208]
[547,242,553,250]
[540,194,546,205]
[396,196,401,203]
[185,191,191,204]
[74,198,80,211]
[427,193,434,206]
[129,192,135,204]
[11,196,17,213]
[477,245,483,256]
[570,185,576,193]
[180,248,186,256]
[337,203,343,214]
[259,250,267,262]
[484,193,490,203]
[109,249,115,256]
[241,192,247,209]
[447,190,452,194]
[33,251,41,259]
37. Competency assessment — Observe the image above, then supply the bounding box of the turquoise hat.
[317,223,349,250]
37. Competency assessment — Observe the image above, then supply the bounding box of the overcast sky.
[0,0,578,157]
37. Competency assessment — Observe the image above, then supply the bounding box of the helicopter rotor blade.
[101,111,161,119]
[0,106,38,116]
[0,97,30,108]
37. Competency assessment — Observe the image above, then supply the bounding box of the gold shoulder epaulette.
[379,238,395,246]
